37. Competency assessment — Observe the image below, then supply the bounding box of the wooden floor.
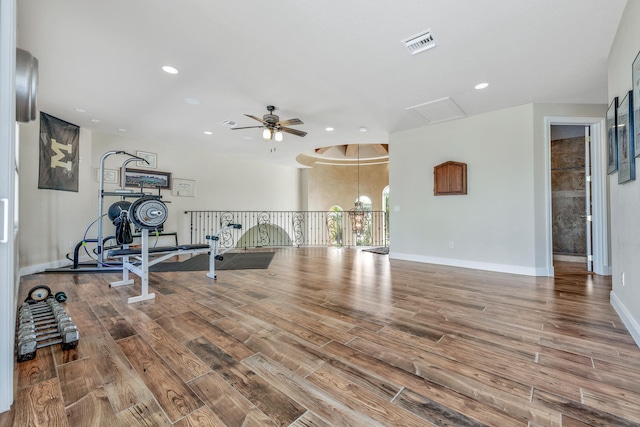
[3,247,640,426]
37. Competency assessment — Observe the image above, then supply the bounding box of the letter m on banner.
[38,112,79,192]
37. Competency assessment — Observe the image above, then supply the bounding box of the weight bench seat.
[108,244,209,257]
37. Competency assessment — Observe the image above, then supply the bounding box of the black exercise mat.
[362,247,389,255]
[150,252,275,272]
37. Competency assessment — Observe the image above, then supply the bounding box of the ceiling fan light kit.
[233,105,307,141]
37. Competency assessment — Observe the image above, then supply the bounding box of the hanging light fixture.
[274,130,283,142]
[349,144,366,236]
[262,128,272,141]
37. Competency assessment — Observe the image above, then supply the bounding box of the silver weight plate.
[130,198,168,229]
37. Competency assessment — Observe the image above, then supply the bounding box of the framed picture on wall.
[617,91,635,184]
[172,178,196,197]
[633,51,640,157]
[123,168,171,189]
[96,168,119,184]
[607,97,618,175]
[136,151,157,169]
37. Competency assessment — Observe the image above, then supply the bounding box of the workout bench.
[108,224,242,303]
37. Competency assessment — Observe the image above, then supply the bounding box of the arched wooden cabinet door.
[434,161,467,195]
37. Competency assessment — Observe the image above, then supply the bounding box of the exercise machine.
[106,196,241,303]
[48,150,157,272]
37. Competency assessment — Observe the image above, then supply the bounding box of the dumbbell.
[17,335,37,362]
[60,321,79,350]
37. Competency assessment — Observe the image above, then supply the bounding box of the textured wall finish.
[551,131,586,256]
[307,162,389,212]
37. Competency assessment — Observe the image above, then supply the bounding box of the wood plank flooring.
[3,247,640,426]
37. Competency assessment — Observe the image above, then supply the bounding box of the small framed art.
[172,178,196,197]
[96,168,119,184]
[617,90,635,184]
[607,97,618,175]
[633,51,640,156]
[136,151,157,168]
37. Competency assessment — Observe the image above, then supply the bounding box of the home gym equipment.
[17,286,79,362]
[51,150,243,279]
[107,196,241,303]
[109,224,242,303]
[48,151,158,272]
[108,200,133,245]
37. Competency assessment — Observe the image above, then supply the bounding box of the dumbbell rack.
[17,298,79,362]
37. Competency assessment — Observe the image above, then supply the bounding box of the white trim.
[389,252,547,276]
[0,0,16,413]
[611,290,640,348]
[19,258,76,276]
[544,116,610,276]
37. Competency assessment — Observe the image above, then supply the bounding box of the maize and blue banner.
[38,112,79,192]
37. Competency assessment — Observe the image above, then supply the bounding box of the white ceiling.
[16,0,627,168]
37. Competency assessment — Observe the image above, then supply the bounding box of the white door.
[584,126,593,272]
[0,0,17,413]
[545,117,610,277]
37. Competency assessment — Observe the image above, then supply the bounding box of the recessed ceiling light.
[91,118,100,123]
[474,82,489,90]
[204,131,212,135]
[325,127,334,132]
[162,65,179,74]
[117,128,126,132]
[359,127,368,132]
[185,97,200,105]
[75,108,85,113]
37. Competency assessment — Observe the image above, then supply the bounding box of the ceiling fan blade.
[231,125,265,130]
[280,127,307,137]
[277,118,304,127]
[245,114,268,125]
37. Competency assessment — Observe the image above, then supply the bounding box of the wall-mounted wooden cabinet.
[434,161,467,195]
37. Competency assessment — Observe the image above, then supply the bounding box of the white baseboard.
[610,290,640,348]
[389,252,550,276]
[19,258,77,276]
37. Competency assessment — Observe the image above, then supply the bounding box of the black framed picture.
[633,51,640,157]
[123,168,172,189]
[617,91,635,184]
[607,97,618,175]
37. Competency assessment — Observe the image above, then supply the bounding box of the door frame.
[544,116,611,276]
[0,0,17,413]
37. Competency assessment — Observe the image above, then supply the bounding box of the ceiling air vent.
[220,120,237,128]
[401,29,437,55]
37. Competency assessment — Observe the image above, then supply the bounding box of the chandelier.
[348,145,365,235]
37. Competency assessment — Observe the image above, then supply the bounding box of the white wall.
[389,102,606,276]
[389,104,538,275]
[608,0,640,346]
[18,117,94,270]
[18,124,302,273]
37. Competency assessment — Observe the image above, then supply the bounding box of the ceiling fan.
[232,105,307,141]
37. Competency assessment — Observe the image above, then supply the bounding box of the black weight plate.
[108,201,131,222]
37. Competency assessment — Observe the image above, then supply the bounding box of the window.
[327,205,343,246]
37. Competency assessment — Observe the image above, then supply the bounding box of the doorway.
[550,125,591,269]
[545,117,610,277]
